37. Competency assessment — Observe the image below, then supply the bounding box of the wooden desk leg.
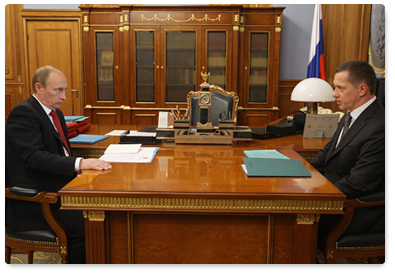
[83,210,107,264]
[292,214,320,264]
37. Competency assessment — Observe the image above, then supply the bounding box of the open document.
[99,144,159,163]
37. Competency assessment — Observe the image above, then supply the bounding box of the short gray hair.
[32,66,65,93]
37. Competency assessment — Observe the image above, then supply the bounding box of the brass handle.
[157,66,160,69]
[71,85,79,99]
[161,66,164,69]
[245,67,248,70]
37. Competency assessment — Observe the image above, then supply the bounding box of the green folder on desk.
[242,158,311,177]
[64,116,89,123]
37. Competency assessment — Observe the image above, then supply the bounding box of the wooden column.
[292,214,320,263]
[84,210,107,264]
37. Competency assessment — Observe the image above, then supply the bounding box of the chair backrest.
[187,85,239,126]
[376,78,385,108]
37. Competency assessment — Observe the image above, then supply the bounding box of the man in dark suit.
[5,66,112,263]
[309,60,385,245]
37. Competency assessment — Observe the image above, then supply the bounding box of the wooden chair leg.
[325,250,335,264]
[28,251,34,264]
[5,247,11,264]
[368,257,384,264]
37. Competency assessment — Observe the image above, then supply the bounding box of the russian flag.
[307,4,326,80]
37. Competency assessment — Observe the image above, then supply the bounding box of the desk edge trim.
[61,196,344,213]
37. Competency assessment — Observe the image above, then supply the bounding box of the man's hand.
[80,158,112,171]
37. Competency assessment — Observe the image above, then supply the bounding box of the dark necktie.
[49,110,71,155]
[340,111,351,141]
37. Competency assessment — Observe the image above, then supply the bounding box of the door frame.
[21,9,83,115]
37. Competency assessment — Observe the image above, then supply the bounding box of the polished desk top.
[62,125,343,214]
[71,124,331,152]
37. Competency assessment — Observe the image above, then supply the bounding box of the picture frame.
[303,114,339,139]
[101,51,113,66]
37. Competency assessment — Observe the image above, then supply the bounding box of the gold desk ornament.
[201,71,211,84]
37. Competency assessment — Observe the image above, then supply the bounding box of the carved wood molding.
[296,213,320,225]
[83,210,106,221]
[141,13,221,23]
[64,196,343,213]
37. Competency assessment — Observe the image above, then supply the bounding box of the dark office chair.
[324,192,385,263]
[186,85,239,126]
[376,78,385,108]
[5,187,69,264]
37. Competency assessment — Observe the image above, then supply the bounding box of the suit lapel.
[325,118,343,161]
[326,101,379,162]
[27,96,63,145]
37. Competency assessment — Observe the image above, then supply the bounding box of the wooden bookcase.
[81,5,285,126]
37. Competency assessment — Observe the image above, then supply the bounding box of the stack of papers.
[99,144,159,163]
[105,130,132,136]
[241,149,311,177]
[105,130,156,137]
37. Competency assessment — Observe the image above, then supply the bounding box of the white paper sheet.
[99,147,159,163]
[104,144,141,154]
[105,130,137,136]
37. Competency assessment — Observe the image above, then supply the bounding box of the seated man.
[5,66,112,263]
[309,61,385,244]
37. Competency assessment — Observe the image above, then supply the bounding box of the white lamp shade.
[291,78,335,102]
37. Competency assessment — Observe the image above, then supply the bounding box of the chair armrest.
[6,187,59,204]
[5,186,68,255]
[9,187,40,197]
[352,192,385,207]
[325,192,385,251]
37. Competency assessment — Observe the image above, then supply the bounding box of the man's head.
[32,66,68,110]
[333,60,377,112]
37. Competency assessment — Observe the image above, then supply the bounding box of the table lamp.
[291,78,335,114]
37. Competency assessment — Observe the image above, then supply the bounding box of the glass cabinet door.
[249,32,269,103]
[135,31,155,103]
[207,31,227,89]
[165,31,196,103]
[95,32,115,101]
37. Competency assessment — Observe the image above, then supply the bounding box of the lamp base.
[307,102,319,114]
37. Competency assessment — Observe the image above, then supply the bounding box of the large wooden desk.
[60,124,343,264]
[71,124,331,161]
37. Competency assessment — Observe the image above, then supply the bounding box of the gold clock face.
[200,94,210,105]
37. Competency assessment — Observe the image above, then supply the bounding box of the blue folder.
[64,116,85,121]
[242,157,311,177]
[69,134,108,144]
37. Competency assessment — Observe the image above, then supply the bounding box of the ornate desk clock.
[155,70,252,144]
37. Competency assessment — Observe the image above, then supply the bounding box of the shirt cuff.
[75,157,83,172]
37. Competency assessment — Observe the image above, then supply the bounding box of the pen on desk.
[176,105,180,120]
[183,108,189,120]
[171,109,179,120]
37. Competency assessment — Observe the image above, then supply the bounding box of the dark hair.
[335,60,377,95]
[32,66,64,93]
